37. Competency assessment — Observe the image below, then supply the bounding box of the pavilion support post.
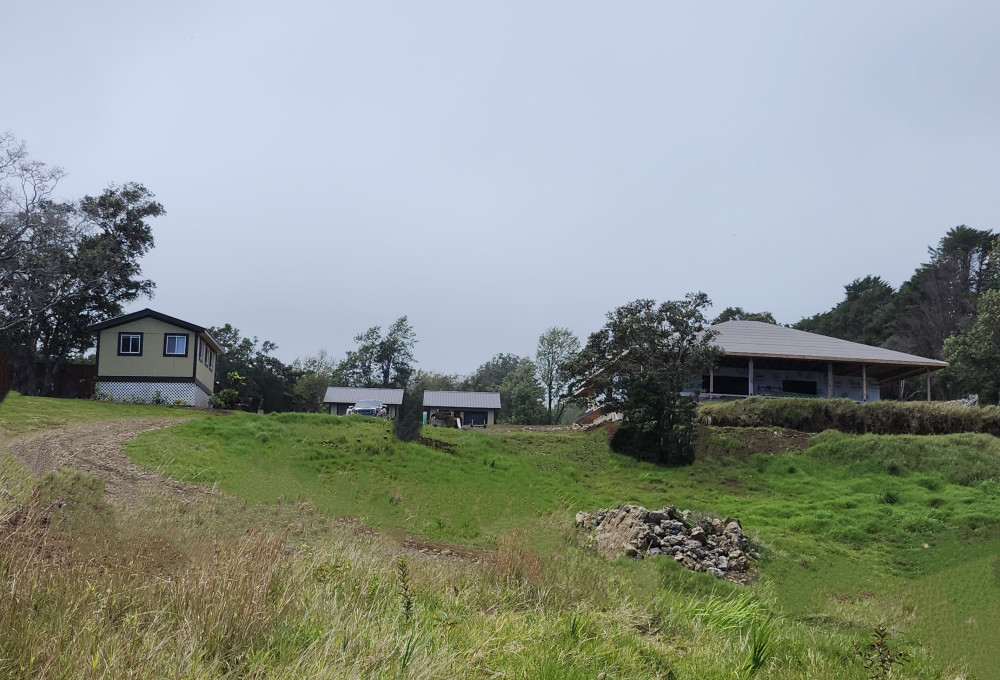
[709,369,714,394]
[862,365,867,402]
[927,369,932,402]
[827,363,834,398]
[748,359,754,396]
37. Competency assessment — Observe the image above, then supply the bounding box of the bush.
[698,397,1000,436]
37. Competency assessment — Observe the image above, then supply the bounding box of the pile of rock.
[575,504,758,583]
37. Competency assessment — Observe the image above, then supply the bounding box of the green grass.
[125,411,1000,676]
[0,391,204,435]
[3,397,999,677]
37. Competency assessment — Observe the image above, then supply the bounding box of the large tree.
[566,293,721,465]
[943,289,1000,404]
[535,326,580,424]
[340,317,416,388]
[795,276,897,347]
[0,135,163,394]
[889,227,997,360]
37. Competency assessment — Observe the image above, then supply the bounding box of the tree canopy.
[567,293,721,465]
[535,326,580,424]
[0,134,163,394]
[340,317,416,388]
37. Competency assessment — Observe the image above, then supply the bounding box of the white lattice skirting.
[96,381,211,407]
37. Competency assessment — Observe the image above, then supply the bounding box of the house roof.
[708,320,947,381]
[323,387,404,405]
[86,308,223,353]
[423,391,501,410]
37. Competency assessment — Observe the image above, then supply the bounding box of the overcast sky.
[4,1,999,375]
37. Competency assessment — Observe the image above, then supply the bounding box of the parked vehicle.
[347,400,387,417]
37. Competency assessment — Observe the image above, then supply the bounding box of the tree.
[943,289,1000,403]
[394,385,424,442]
[795,276,897,346]
[463,353,523,392]
[0,134,163,394]
[500,360,546,425]
[340,317,416,388]
[463,353,544,424]
[209,324,299,412]
[712,307,777,325]
[566,293,722,466]
[290,349,344,413]
[535,326,580,424]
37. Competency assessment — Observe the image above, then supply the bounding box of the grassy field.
[0,390,206,435]
[1,393,998,678]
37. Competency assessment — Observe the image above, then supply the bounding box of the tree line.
[209,318,582,425]
[7,133,1000,465]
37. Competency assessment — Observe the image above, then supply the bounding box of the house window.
[164,334,188,357]
[118,333,142,355]
[198,338,205,362]
[208,349,214,370]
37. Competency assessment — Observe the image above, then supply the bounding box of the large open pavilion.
[700,321,948,402]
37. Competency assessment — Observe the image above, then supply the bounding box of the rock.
[647,510,670,523]
[579,504,755,583]
[689,526,708,544]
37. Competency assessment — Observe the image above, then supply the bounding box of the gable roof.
[709,321,948,368]
[323,387,404,405]
[423,391,501,409]
[87,308,223,352]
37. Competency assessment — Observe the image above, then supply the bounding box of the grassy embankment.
[1,392,998,678]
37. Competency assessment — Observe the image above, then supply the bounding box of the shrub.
[699,397,1000,436]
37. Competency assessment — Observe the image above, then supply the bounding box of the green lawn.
[2,396,998,678]
[126,410,1000,677]
[0,391,206,436]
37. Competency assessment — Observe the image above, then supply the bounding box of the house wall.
[193,336,217,393]
[97,318,195,378]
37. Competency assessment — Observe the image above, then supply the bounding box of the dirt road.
[3,418,209,505]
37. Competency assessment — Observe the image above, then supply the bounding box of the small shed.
[323,387,404,418]
[423,391,501,427]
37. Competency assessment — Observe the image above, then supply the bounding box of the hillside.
[1,394,998,678]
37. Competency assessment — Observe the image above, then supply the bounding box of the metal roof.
[323,387,404,405]
[709,321,948,369]
[86,308,223,353]
[423,391,501,409]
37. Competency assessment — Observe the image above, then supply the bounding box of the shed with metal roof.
[423,391,502,426]
[323,387,404,418]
